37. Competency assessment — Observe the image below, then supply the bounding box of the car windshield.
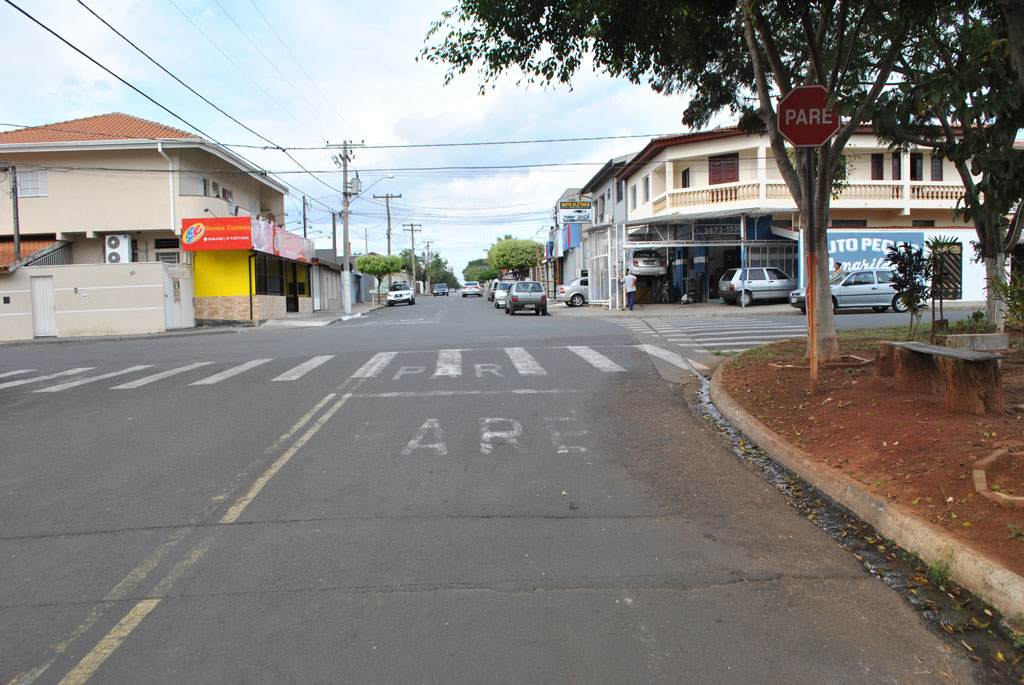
[389,283,409,291]
[497,282,512,291]
[434,284,447,289]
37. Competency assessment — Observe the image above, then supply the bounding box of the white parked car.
[789,269,907,313]
[492,281,513,309]
[386,282,415,306]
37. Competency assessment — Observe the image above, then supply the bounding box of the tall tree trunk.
[985,252,1008,331]
[811,163,840,362]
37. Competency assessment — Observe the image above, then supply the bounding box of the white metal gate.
[30,275,57,337]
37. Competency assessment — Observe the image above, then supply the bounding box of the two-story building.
[0,113,316,339]
[582,127,981,309]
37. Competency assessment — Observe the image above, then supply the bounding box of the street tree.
[463,258,492,283]
[355,254,404,298]
[873,1,1024,329]
[487,238,541,280]
[424,1,940,363]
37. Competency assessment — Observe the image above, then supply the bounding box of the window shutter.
[16,170,48,197]
[930,154,943,181]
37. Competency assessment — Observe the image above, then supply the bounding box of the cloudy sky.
[0,0,706,275]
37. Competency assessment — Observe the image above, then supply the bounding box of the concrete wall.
[0,262,171,341]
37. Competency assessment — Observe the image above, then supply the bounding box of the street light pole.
[402,223,422,292]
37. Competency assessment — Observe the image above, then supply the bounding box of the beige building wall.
[0,262,168,341]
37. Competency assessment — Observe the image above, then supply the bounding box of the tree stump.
[894,347,943,395]
[876,342,897,376]
[935,356,1003,414]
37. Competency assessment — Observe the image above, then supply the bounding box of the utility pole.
[3,166,20,262]
[424,241,433,291]
[402,223,422,293]
[302,196,308,239]
[331,141,364,315]
[374,192,401,288]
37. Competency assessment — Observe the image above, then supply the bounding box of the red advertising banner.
[181,217,315,262]
[181,217,253,251]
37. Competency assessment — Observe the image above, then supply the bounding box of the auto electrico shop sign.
[182,216,253,250]
[828,231,924,270]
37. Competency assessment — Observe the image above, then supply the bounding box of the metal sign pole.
[806,147,818,394]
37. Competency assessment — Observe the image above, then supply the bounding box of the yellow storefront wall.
[193,250,251,297]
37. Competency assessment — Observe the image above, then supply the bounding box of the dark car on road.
[433,284,449,296]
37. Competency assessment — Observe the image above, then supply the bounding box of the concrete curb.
[709,362,1024,619]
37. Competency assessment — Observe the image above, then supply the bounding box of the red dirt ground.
[719,333,1024,576]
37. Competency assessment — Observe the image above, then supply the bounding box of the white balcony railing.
[655,180,965,213]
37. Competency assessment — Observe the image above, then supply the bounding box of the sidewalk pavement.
[256,301,383,328]
[553,298,987,319]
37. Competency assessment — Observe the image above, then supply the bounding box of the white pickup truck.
[505,281,548,316]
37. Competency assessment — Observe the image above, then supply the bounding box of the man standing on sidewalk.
[620,270,637,311]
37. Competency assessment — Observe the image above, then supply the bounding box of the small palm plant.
[887,242,932,339]
[925,235,958,337]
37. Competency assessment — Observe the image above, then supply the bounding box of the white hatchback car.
[386,282,415,306]
[492,281,513,309]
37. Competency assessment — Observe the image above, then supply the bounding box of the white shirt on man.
[621,273,637,292]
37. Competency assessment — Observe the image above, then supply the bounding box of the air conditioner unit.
[104,234,131,264]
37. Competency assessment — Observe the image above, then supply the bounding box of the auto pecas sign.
[181,217,253,251]
[828,231,924,271]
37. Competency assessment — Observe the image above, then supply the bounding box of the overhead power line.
[164,0,324,142]
[6,0,342,208]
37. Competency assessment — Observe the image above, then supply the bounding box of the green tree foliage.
[886,242,932,339]
[873,1,1024,329]
[355,254,404,294]
[487,238,541,280]
[423,0,942,363]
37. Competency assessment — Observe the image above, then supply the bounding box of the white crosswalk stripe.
[272,355,335,382]
[504,347,547,375]
[0,369,35,379]
[352,352,397,378]
[3,345,681,395]
[433,349,462,377]
[37,366,152,393]
[0,368,95,390]
[639,344,709,373]
[111,362,215,389]
[190,359,271,385]
[567,346,626,372]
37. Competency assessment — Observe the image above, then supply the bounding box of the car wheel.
[462,294,466,298]
[892,295,908,313]
[569,294,584,307]
[832,297,838,313]
[387,302,393,307]
[798,306,806,315]
[872,306,888,313]
[541,307,548,316]
[534,308,541,315]
[410,299,415,305]
[738,290,753,307]
[494,301,500,309]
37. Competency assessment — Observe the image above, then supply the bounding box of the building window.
[154,238,180,250]
[871,153,884,180]
[642,176,650,203]
[156,252,181,264]
[681,168,690,188]
[630,184,637,210]
[891,153,901,180]
[221,187,233,203]
[832,219,868,227]
[255,255,286,296]
[930,154,943,181]
[708,154,739,185]
[16,169,48,197]
[912,219,936,227]
[616,180,624,203]
[910,153,923,181]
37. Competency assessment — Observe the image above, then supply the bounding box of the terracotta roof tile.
[0,237,61,272]
[0,113,198,144]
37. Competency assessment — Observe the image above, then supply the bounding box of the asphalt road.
[1,296,981,683]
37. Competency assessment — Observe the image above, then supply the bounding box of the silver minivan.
[718,267,798,306]
[788,269,907,313]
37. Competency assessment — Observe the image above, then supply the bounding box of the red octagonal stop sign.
[777,85,840,147]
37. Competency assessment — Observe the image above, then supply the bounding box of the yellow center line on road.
[17,378,365,685]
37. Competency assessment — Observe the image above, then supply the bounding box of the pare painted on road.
[399,416,588,456]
